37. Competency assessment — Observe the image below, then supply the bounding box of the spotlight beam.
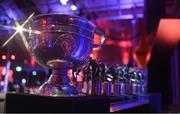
[2,12,35,48]
[14,20,29,50]
[0,24,40,34]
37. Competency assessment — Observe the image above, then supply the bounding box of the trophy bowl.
[28,14,104,96]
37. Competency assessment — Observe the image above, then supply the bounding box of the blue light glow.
[16,66,22,72]
[21,78,26,84]
[32,70,37,76]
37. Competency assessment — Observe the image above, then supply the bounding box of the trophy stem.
[48,68,70,86]
[38,68,77,96]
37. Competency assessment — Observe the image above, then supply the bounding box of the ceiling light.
[60,0,68,5]
[71,5,77,11]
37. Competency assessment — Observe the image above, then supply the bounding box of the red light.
[106,40,132,47]
[122,51,130,65]
[118,41,132,47]
[157,19,180,44]
[2,55,6,60]
[11,54,16,60]
[0,66,14,82]
[94,34,101,45]
[31,57,36,66]
[42,19,47,25]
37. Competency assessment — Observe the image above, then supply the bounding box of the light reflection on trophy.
[28,14,105,96]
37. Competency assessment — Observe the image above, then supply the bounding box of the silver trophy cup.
[28,14,105,96]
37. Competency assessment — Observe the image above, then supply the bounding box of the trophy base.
[37,82,78,96]
[37,69,79,96]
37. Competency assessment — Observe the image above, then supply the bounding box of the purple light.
[3,61,11,92]
[110,99,150,112]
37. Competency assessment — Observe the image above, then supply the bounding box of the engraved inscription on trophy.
[55,34,76,56]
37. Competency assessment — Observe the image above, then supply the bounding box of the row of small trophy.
[71,58,146,96]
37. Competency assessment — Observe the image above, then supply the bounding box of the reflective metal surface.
[28,14,96,96]
[29,14,95,69]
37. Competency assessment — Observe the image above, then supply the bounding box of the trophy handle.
[93,28,106,48]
